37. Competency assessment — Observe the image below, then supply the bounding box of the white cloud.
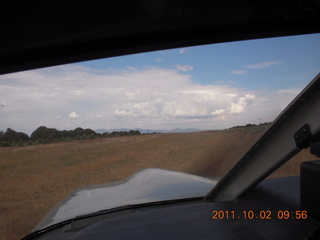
[178,48,189,54]
[229,94,255,114]
[175,65,194,72]
[0,65,298,134]
[231,70,247,75]
[246,61,282,69]
[277,89,301,95]
[211,109,225,115]
[113,109,129,116]
[126,67,137,71]
[68,112,79,119]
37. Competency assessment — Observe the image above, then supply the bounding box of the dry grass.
[0,130,317,239]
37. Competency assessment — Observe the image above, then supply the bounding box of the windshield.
[1,33,320,239]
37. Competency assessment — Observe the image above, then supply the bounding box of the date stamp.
[212,210,308,220]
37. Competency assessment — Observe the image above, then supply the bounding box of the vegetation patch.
[0,126,143,147]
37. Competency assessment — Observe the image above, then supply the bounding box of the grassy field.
[1,129,318,239]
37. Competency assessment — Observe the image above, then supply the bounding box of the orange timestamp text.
[212,210,308,220]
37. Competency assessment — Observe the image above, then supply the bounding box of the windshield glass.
[1,33,320,239]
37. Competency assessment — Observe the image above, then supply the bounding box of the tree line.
[226,122,272,134]
[0,126,142,147]
[228,122,271,129]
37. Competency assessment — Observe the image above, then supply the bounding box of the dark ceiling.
[1,0,320,75]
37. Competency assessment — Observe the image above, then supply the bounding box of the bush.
[0,141,11,147]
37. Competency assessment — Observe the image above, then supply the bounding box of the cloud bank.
[0,65,298,134]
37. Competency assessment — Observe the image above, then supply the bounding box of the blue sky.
[0,33,319,134]
[82,33,320,90]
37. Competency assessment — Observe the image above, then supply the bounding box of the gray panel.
[34,168,216,231]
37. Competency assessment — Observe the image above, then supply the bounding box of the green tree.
[30,126,48,141]
[74,127,85,137]
[129,130,141,135]
[1,128,29,145]
[31,126,61,143]
[84,128,96,136]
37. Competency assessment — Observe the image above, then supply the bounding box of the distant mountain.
[164,128,202,133]
[95,128,203,134]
